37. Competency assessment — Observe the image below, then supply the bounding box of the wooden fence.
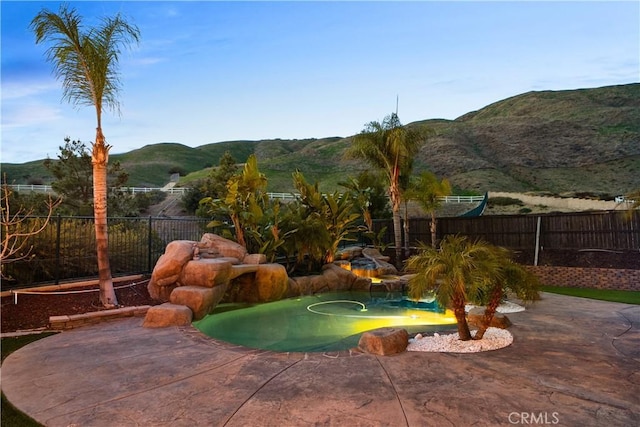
[4,210,638,290]
[375,210,640,251]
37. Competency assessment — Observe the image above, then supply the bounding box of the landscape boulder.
[200,233,247,261]
[335,246,364,260]
[467,307,512,329]
[255,264,289,301]
[170,286,226,320]
[149,240,196,287]
[142,303,193,328]
[229,264,289,303]
[243,253,267,264]
[179,258,233,288]
[362,247,398,275]
[358,328,409,356]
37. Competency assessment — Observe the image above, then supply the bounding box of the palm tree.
[473,255,540,340]
[406,235,502,341]
[31,4,140,307]
[347,113,423,267]
[407,171,452,248]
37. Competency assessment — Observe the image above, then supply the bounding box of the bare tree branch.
[1,180,61,279]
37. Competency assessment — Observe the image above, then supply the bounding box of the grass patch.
[542,286,640,304]
[2,333,55,427]
[1,393,42,427]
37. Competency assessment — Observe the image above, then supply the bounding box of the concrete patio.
[1,292,639,426]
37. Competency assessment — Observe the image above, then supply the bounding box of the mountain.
[3,83,639,196]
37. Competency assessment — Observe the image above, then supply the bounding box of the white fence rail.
[7,184,54,193]
[7,185,484,203]
[440,195,485,203]
[7,184,188,195]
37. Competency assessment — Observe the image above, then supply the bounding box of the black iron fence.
[2,215,209,291]
[3,210,638,290]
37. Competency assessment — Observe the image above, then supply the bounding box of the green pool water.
[193,291,457,352]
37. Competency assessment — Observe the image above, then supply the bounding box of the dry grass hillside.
[409,83,639,195]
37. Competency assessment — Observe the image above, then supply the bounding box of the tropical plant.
[31,4,140,307]
[244,199,296,262]
[406,235,503,341]
[347,113,424,267]
[339,172,390,250]
[200,154,267,248]
[292,171,361,266]
[406,171,452,248]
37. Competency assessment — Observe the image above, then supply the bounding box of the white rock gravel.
[407,327,513,353]
[465,300,526,314]
[407,301,523,353]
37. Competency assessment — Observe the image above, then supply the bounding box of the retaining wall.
[527,266,640,291]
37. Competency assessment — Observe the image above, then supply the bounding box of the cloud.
[130,56,166,67]
[1,80,58,101]
[2,102,62,129]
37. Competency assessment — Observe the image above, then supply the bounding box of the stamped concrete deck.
[1,293,639,426]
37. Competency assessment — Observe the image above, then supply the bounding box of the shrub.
[488,196,524,207]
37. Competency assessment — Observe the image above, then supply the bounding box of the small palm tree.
[406,235,500,341]
[474,256,540,340]
[406,172,452,248]
[31,4,140,307]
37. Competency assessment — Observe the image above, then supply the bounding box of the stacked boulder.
[143,234,287,327]
[143,234,373,328]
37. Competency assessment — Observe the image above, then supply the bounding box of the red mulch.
[1,279,159,334]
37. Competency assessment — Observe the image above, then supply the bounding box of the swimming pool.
[193,291,457,352]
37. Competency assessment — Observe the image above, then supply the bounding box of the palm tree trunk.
[430,211,437,248]
[390,182,403,269]
[403,201,410,258]
[453,294,472,341]
[92,132,118,308]
[474,285,503,340]
[392,207,402,269]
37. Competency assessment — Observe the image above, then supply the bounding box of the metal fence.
[2,215,210,291]
[3,210,638,291]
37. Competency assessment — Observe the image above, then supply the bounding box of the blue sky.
[2,1,639,164]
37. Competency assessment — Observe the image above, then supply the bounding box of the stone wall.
[526,266,640,291]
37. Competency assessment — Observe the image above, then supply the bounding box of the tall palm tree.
[407,171,452,248]
[31,4,140,307]
[347,113,423,267]
[406,235,501,341]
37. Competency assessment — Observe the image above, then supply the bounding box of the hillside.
[2,83,638,195]
[413,84,640,194]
